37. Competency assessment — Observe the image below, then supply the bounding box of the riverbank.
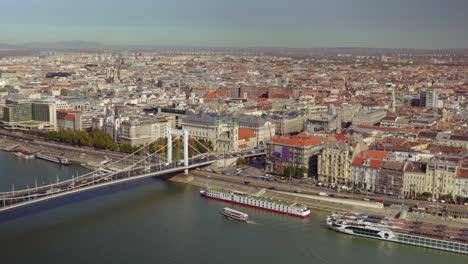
[170,173,398,215]
[0,135,127,170]
[171,172,468,229]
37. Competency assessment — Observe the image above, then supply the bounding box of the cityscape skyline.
[1,0,467,49]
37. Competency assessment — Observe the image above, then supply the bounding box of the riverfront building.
[266,135,323,178]
[351,150,390,191]
[182,112,239,153]
[119,117,170,146]
[426,157,458,199]
[317,141,355,185]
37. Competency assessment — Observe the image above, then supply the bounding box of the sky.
[1,0,467,49]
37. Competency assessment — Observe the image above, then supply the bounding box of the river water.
[0,152,466,264]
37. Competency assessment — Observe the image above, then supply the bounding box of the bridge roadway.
[0,149,266,213]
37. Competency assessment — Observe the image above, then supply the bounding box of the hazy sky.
[1,0,467,48]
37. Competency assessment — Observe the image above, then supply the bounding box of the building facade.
[182,112,239,153]
[403,162,427,198]
[378,161,406,196]
[351,150,390,191]
[266,135,323,178]
[317,141,354,185]
[425,157,458,199]
[119,117,170,146]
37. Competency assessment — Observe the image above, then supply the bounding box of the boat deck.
[391,219,468,244]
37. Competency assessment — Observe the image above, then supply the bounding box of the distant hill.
[0,41,466,55]
[20,40,103,50]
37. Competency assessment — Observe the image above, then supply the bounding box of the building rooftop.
[238,127,255,140]
[270,135,322,147]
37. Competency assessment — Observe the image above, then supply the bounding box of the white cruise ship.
[326,213,468,255]
[200,188,311,218]
[35,152,71,165]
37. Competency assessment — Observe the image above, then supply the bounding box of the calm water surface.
[0,152,466,264]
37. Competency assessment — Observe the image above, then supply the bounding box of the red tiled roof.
[335,134,348,142]
[358,125,419,134]
[238,128,255,140]
[369,160,383,169]
[203,92,225,99]
[352,157,365,166]
[271,135,322,147]
[457,168,468,178]
[65,114,75,120]
[357,150,390,160]
[352,150,390,169]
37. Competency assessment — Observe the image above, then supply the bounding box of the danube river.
[0,152,466,264]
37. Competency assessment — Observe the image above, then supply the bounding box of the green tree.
[90,128,114,149]
[237,157,247,167]
[60,88,69,96]
[284,166,296,179]
[296,167,307,178]
[421,192,432,199]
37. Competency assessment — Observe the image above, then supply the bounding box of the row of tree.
[44,129,214,157]
[284,166,307,179]
[45,129,134,153]
[417,192,468,203]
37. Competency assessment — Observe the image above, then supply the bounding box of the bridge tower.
[167,128,189,174]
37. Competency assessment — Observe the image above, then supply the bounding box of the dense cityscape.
[1,0,468,263]
[1,51,467,203]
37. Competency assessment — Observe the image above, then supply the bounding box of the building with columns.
[181,112,238,153]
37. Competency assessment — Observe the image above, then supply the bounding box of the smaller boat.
[222,207,249,222]
[13,149,35,159]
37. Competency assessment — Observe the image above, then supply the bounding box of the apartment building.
[266,135,323,178]
[317,141,354,185]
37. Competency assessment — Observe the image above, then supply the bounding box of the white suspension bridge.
[0,129,266,213]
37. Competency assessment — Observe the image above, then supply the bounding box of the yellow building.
[403,162,427,198]
[317,141,355,185]
[425,157,458,199]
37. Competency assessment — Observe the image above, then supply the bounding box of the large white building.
[454,169,468,199]
[181,112,239,153]
[119,117,170,146]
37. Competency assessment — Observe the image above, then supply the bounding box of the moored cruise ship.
[200,188,311,218]
[326,213,468,255]
[35,152,71,165]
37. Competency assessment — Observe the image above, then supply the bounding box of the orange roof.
[457,168,468,178]
[352,150,390,169]
[271,135,322,147]
[352,157,365,166]
[357,150,390,160]
[65,114,75,120]
[369,160,383,169]
[238,128,255,140]
[357,125,419,134]
[203,92,225,99]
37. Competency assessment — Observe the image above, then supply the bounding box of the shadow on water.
[0,176,169,223]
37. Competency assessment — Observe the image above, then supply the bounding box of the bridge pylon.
[167,128,189,174]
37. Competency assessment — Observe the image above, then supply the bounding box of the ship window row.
[397,234,468,252]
